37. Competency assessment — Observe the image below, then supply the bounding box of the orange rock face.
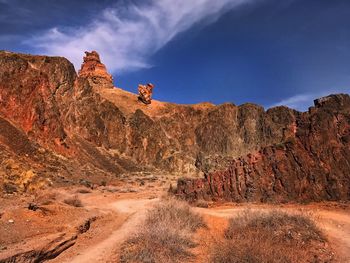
[78,51,113,88]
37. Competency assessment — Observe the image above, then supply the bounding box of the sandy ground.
[49,198,158,263]
[54,192,350,263]
[193,204,350,262]
[1,185,349,263]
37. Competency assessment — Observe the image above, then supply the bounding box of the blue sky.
[1,0,350,111]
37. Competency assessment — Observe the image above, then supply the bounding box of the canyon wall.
[175,95,350,202]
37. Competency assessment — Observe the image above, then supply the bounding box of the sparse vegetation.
[34,191,58,205]
[3,182,17,194]
[79,179,93,189]
[76,188,92,194]
[210,209,331,263]
[63,195,83,207]
[194,199,210,208]
[120,198,205,263]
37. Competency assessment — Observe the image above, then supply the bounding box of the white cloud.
[268,88,350,111]
[268,93,315,111]
[26,0,255,73]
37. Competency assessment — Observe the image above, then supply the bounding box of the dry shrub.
[210,209,331,263]
[194,200,210,208]
[76,188,92,194]
[34,191,58,205]
[63,195,83,207]
[120,198,205,263]
[145,198,206,232]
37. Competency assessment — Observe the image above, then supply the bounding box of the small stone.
[8,219,14,224]
[38,147,46,154]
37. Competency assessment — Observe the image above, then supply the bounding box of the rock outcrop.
[0,217,95,263]
[0,51,74,151]
[78,51,113,89]
[138,83,154,104]
[174,94,350,202]
[0,50,349,202]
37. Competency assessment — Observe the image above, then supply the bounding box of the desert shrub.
[224,210,324,243]
[34,191,58,205]
[63,195,83,207]
[76,188,92,194]
[210,209,331,263]
[3,182,17,194]
[120,198,205,263]
[194,200,210,208]
[79,179,93,189]
[145,198,206,232]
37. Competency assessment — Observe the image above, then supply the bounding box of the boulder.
[138,83,154,104]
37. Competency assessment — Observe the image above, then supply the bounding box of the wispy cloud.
[268,88,350,111]
[26,0,255,73]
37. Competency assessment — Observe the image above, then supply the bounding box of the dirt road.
[49,197,158,263]
[317,210,350,262]
[46,193,350,263]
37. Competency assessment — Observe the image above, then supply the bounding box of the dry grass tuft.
[194,200,210,208]
[210,209,331,263]
[120,198,205,263]
[145,197,206,232]
[63,195,83,207]
[76,188,92,194]
[34,191,58,205]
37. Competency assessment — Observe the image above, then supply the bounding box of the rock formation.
[138,83,154,104]
[174,94,350,202]
[78,51,113,88]
[0,50,349,202]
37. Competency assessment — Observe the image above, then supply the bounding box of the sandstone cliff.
[0,50,349,202]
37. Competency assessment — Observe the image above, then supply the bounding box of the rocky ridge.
[0,50,349,202]
[175,95,350,202]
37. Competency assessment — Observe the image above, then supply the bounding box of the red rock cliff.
[174,94,350,202]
